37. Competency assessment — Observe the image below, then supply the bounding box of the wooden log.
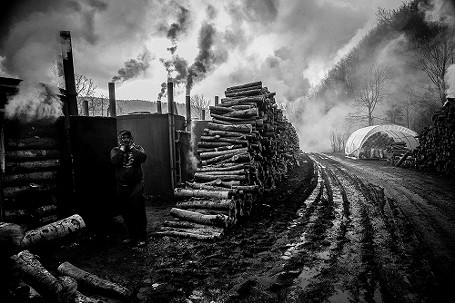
[57,261,132,299]
[212,118,257,126]
[11,250,78,303]
[210,113,255,122]
[4,204,58,222]
[205,129,254,138]
[225,84,263,94]
[185,208,231,217]
[153,230,218,241]
[215,153,251,165]
[226,81,262,91]
[160,225,224,237]
[21,214,86,248]
[194,173,246,181]
[207,122,252,133]
[395,150,412,167]
[199,136,249,145]
[6,159,60,172]
[170,208,229,227]
[6,137,59,150]
[222,108,259,118]
[0,222,25,255]
[162,220,224,234]
[3,171,58,184]
[6,150,61,159]
[174,188,231,199]
[200,147,248,160]
[197,144,243,153]
[191,179,241,187]
[196,169,246,175]
[230,104,256,110]
[3,184,58,198]
[197,141,232,148]
[208,106,235,114]
[201,151,247,166]
[176,199,234,210]
[198,163,248,172]
[225,88,263,98]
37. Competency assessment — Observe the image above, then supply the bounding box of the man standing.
[110,130,148,247]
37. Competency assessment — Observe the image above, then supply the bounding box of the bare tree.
[410,31,455,104]
[348,64,393,126]
[190,94,211,119]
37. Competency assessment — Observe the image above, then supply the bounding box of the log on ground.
[174,188,231,199]
[11,250,77,303]
[57,261,132,299]
[170,208,229,227]
[21,214,86,248]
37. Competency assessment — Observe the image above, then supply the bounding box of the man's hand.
[120,145,127,152]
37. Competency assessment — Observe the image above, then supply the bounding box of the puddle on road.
[328,288,351,303]
[297,265,322,289]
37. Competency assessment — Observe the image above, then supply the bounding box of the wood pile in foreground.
[414,98,455,175]
[155,81,300,240]
[1,215,131,302]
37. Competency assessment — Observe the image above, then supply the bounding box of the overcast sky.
[0,0,408,104]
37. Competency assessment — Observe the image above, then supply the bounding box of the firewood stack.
[414,98,455,175]
[156,81,300,240]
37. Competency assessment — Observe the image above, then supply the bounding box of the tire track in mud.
[280,153,432,303]
[311,153,435,303]
[322,153,455,301]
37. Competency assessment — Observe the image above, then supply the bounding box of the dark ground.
[38,152,455,303]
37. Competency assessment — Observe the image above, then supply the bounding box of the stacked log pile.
[414,98,455,175]
[156,81,300,240]
[361,132,395,159]
[2,120,63,227]
[1,215,131,302]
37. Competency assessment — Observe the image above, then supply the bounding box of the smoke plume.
[446,65,455,98]
[111,50,153,84]
[187,21,228,92]
[421,0,455,26]
[5,81,63,123]
[157,82,167,101]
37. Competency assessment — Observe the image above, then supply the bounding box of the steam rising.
[447,65,455,98]
[5,81,63,123]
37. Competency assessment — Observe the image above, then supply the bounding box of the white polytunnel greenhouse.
[345,124,419,159]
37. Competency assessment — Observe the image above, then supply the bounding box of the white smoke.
[446,65,455,98]
[285,99,352,152]
[4,81,63,123]
[422,0,455,26]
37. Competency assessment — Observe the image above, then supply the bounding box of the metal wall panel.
[116,113,185,197]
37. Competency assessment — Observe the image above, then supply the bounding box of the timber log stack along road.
[51,153,455,303]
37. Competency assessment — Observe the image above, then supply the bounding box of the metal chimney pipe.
[167,79,176,191]
[108,82,116,117]
[215,95,219,106]
[185,95,191,131]
[59,31,78,116]
[167,80,174,115]
[82,100,89,116]
[156,100,162,114]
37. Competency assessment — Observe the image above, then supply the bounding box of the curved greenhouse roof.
[345,124,419,158]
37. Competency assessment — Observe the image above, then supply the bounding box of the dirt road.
[47,152,455,303]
